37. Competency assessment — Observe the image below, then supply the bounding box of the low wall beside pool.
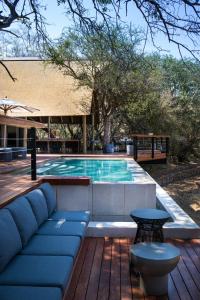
[54,181,156,216]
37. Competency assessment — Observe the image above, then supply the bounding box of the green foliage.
[161,57,200,161]
[119,55,200,161]
[47,21,200,160]
[47,22,145,145]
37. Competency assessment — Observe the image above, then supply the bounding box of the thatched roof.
[0,58,92,117]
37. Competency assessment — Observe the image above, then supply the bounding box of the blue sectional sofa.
[0,183,90,300]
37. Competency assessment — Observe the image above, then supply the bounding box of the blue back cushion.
[39,183,56,216]
[0,209,22,272]
[6,196,38,246]
[26,189,48,226]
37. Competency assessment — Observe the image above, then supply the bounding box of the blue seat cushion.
[26,189,48,226]
[21,235,81,259]
[50,210,90,224]
[0,255,73,291]
[0,210,22,272]
[39,183,57,216]
[0,286,62,300]
[37,220,86,238]
[6,196,38,246]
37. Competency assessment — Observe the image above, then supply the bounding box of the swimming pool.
[37,158,134,182]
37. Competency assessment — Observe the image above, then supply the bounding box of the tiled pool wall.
[50,159,200,239]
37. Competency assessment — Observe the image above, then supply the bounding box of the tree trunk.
[103,115,111,145]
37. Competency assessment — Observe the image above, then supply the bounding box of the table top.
[130,208,170,221]
[130,242,180,260]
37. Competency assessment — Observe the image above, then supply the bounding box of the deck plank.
[73,238,97,300]
[66,238,200,300]
[64,238,90,300]
[184,241,200,273]
[85,238,104,300]
[168,274,180,300]
[110,238,121,300]
[97,237,112,300]
[120,239,132,300]
[175,240,200,295]
[169,260,192,300]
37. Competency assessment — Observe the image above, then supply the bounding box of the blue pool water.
[37,159,134,182]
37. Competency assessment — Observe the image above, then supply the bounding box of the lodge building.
[0,58,92,153]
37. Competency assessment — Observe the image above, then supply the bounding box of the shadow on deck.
[66,237,200,300]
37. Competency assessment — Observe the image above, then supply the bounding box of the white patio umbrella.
[0,97,40,147]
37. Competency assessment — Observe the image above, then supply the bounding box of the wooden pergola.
[0,115,46,180]
[0,115,46,129]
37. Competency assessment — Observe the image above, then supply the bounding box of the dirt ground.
[143,163,200,225]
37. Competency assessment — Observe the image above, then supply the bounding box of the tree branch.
[0,61,17,81]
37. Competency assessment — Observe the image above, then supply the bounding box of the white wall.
[54,182,156,216]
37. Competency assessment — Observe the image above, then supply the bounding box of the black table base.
[134,219,165,243]
[130,209,171,244]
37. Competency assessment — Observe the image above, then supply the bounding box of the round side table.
[130,208,171,244]
[130,242,180,296]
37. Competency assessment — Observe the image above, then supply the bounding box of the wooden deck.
[66,237,200,300]
[0,153,131,206]
[136,151,167,163]
[0,155,60,206]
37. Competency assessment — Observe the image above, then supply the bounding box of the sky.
[42,1,191,59]
[0,0,195,59]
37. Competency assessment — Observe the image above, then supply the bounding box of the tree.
[0,0,46,36]
[161,56,200,161]
[47,23,145,146]
[58,0,200,60]
[0,0,47,80]
[110,56,172,148]
[118,54,200,161]
[0,26,43,57]
[1,1,200,67]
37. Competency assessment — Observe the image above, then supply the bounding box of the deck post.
[23,117,27,148]
[160,137,163,151]
[166,137,170,154]
[151,137,155,159]
[133,137,138,161]
[47,116,51,153]
[30,127,37,181]
[83,115,87,153]
[91,113,95,153]
[3,124,7,147]
[16,127,19,147]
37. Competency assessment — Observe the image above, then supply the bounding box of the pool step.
[86,221,200,239]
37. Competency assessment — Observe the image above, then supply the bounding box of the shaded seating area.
[0,182,90,300]
[0,147,27,162]
[0,115,45,163]
[0,148,12,162]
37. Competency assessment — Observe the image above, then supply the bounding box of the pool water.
[37,159,134,182]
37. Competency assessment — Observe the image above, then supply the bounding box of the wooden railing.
[132,134,170,163]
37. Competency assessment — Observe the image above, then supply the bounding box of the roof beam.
[0,115,46,128]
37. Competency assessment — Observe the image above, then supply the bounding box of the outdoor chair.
[0,148,12,162]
